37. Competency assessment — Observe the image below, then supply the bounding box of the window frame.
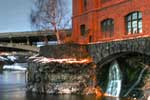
[125,11,142,35]
[101,18,114,38]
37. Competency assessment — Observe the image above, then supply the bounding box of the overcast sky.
[0,0,72,33]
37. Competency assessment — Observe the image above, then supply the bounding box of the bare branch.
[30,0,71,43]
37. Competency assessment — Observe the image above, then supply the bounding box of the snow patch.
[3,63,27,71]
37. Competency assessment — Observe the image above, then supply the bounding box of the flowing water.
[105,60,122,97]
[0,68,133,100]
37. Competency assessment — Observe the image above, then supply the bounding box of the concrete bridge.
[0,30,71,52]
[0,43,40,52]
[0,31,57,44]
[0,29,71,44]
[87,37,150,66]
[0,31,54,53]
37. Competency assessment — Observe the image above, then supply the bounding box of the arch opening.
[96,52,150,98]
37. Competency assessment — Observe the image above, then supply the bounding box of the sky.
[0,0,72,33]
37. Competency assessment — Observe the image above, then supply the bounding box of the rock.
[27,58,95,95]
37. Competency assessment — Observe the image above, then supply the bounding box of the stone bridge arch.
[87,37,150,66]
[87,37,150,97]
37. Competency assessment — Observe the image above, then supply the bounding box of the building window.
[125,11,142,34]
[83,0,87,10]
[80,24,86,36]
[101,19,114,38]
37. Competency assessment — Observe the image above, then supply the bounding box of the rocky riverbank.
[26,44,103,94]
[27,56,100,94]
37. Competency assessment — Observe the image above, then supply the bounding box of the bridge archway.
[87,37,150,64]
[96,52,149,68]
[87,37,150,97]
[95,52,150,97]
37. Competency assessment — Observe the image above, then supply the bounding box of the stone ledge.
[39,44,89,59]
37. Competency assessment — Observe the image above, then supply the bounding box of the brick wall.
[72,0,150,44]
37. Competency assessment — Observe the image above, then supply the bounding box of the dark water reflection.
[0,71,133,100]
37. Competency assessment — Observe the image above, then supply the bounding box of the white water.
[105,60,122,97]
[3,63,27,71]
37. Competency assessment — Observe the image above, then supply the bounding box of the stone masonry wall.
[88,37,150,64]
[27,44,99,94]
[27,59,95,94]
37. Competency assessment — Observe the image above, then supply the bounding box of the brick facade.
[72,0,150,44]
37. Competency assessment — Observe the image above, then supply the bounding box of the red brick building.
[71,0,150,44]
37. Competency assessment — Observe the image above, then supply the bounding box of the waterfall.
[105,60,122,97]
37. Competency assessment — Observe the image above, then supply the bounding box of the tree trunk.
[56,30,61,44]
[54,26,61,44]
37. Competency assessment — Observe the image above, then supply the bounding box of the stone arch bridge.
[87,37,150,66]
[86,37,150,98]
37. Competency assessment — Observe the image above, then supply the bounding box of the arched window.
[125,11,142,34]
[101,19,114,38]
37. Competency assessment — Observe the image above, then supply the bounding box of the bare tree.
[31,0,71,44]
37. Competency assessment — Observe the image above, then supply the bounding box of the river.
[0,70,136,100]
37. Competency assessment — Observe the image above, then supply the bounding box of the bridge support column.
[26,37,30,45]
